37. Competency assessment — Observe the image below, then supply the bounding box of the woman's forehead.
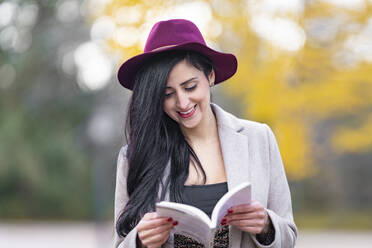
[167,60,202,87]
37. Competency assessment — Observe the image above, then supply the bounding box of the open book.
[156,182,251,247]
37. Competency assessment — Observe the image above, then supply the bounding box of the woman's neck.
[181,106,219,145]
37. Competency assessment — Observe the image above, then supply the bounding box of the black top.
[181,182,228,218]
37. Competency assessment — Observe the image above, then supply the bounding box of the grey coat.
[113,103,298,248]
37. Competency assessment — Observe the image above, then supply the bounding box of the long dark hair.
[116,50,213,237]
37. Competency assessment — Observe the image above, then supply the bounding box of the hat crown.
[117,19,237,90]
[144,19,206,52]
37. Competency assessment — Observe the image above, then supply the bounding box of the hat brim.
[117,42,237,90]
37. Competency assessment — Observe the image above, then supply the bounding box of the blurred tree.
[0,0,98,219]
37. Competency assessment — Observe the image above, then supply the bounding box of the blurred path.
[0,222,371,248]
[0,222,112,248]
[296,230,372,248]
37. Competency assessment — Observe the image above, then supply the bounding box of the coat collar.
[211,103,244,133]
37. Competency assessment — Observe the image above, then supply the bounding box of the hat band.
[150,44,178,52]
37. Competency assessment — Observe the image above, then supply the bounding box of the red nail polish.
[228,209,233,214]
[173,221,178,226]
[167,217,173,222]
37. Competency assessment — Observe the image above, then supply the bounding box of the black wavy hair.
[116,50,214,237]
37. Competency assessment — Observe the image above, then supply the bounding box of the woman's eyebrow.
[166,77,197,89]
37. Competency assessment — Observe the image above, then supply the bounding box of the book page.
[211,182,251,227]
[156,202,213,246]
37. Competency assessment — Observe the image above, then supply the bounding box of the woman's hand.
[137,212,177,248]
[221,200,270,235]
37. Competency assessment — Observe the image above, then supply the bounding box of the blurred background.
[1,0,372,247]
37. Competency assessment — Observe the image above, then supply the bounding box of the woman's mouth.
[178,105,196,119]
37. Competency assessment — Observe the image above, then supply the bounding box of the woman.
[114,19,297,248]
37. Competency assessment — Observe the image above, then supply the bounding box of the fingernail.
[172,221,178,226]
[167,217,173,222]
[221,218,226,225]
[228,209,233,214]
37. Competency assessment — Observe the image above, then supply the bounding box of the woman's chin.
[178,116,201,130]
[179,121,198,130]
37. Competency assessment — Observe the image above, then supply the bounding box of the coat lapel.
[217,124,251,190]
[212,104,251,248]
[212,104,251,189]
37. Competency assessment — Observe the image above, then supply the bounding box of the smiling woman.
[113,19,297,248]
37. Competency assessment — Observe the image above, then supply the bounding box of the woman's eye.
[185,85,197,91]
[165,92,174,98]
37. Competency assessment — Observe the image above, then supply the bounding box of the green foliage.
[0,100,93,219]
[0,0,95,220]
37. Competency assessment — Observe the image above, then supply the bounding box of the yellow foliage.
[332,114,372,153]
[276,120,314,179]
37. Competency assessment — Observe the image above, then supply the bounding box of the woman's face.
[163,59,215,130]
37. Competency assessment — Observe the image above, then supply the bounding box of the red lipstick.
[178,105,196,118]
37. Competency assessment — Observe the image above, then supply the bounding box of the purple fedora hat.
[117,19,237,90]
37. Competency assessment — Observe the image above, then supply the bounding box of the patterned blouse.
[174,225,229,248]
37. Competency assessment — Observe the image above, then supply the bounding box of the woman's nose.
[175,92,189,109]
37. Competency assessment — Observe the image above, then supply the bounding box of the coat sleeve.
[113,145,141,248]
[250,124,298,248]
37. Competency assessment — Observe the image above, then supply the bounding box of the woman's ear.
[208,69,216,86]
